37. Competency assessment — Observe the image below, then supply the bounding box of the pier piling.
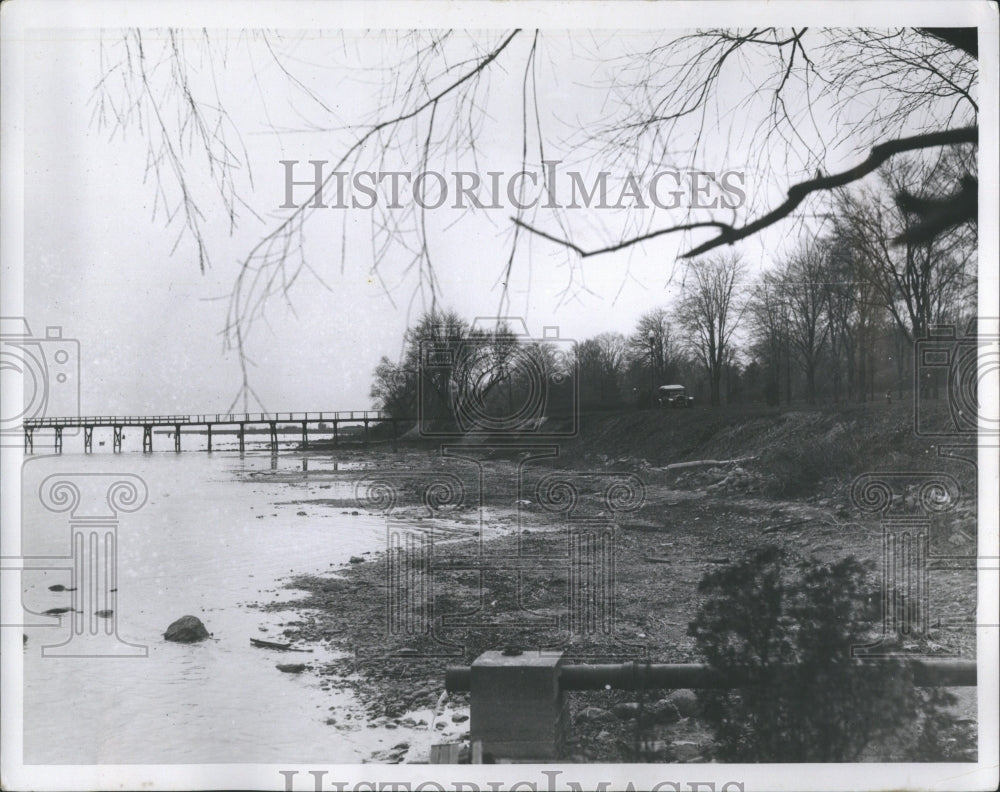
[22,411,399,454]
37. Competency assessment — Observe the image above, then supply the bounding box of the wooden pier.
[22,411,400,453]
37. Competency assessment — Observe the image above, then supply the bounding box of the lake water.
[18,435,468,764]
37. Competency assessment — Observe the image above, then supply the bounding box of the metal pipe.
[444,659,976,693]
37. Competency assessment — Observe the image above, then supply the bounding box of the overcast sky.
[14,8,984,417]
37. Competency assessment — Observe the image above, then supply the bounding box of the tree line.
[371,153,976,421]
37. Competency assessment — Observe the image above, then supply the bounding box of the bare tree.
[824,212,887,403]
[822,234,862,403]
[834,154,976,347]
[781,241,831,404]
[370,355,417,418]
[96,27,978,404]
[400,309,470,424]
[625,307,684,406]
[628,308,679,376]
[577,332,628,408]
[676,253,747,407]
[748,273,791,405]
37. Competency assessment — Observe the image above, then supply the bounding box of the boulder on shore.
[164,615,209,643]
[665,688,700,718]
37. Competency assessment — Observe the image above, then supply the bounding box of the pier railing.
[21,410,406,453]
[23,410,390,428]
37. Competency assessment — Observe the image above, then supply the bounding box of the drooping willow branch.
[223,29,522,410]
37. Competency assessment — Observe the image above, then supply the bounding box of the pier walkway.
[22,411,398,453]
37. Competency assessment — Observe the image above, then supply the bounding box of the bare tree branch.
[680,125,976,258]
[224,30,522,410]
[509,126,976,261]
[510,217,732,259]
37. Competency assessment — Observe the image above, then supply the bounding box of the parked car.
[657,384,695,408]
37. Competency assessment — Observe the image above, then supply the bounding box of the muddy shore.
[250,440,977,763]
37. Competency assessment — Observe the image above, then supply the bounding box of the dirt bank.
[254,403,979,762]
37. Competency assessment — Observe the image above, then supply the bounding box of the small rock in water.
[297,511,307,516]
[277,663,308,673]
[451,713,469,723]
[163,615,210,643]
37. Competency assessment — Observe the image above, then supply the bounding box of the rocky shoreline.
[252,449,978,763]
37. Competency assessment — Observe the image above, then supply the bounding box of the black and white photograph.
[1,1,997,790]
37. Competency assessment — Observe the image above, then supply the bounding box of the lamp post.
[648,330,656,409]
